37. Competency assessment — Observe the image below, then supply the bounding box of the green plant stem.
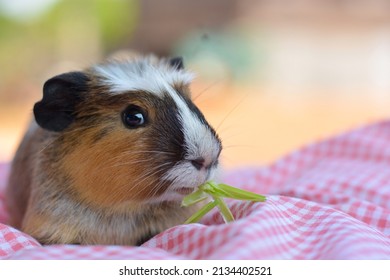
[184,200,218,224]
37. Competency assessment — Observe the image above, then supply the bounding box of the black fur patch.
[151,93,185,162]
[34,72,90,132]
[169,57,184,70]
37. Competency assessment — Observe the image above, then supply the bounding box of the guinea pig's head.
[33,56,222,208]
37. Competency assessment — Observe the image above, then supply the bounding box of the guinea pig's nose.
[190,157,205,170]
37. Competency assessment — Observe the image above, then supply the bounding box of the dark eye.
[122,105,147,129]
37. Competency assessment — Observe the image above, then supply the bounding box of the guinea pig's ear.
[33,71,89,132]
[169,56,184,70]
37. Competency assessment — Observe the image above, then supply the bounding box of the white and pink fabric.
[1,120,390,259]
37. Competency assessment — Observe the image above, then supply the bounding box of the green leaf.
[213,183,267,202]
[212,195,235,223]
[181,189,208,207]
[184,200,218,224]
[182,180,267,224]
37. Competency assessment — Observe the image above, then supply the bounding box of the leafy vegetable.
[182,181,266,224]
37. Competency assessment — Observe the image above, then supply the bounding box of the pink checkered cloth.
[1,120,390,259]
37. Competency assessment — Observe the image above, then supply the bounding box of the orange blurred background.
[1,0,390,169]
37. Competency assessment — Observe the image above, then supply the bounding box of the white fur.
[93,56,194,95]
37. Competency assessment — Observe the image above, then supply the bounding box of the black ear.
[33,71,89,132]
[169,56,184,70]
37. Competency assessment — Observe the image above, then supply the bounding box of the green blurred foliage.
[174,30,263,84]
[0,0,139,102]
[42,0,139,49]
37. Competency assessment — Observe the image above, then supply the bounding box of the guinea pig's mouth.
[175,187,195,195]
[158,161,218,202]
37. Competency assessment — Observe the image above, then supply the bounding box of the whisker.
[112,153,169,168]
[215,92,249,133]
[37,138,58,155]
[222,144,255,150]
[193,78,226,102]
[110,158,157,168]
[105,163,170,203]
[145,177,168,200]
[133,162,172,186]
[120,169,171,202]
[113,150,176,157]
[123,162,173,198]
[106,150,175,169]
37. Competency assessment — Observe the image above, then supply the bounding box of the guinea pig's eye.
[122,105,147,129]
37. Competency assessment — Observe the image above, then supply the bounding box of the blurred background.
[1,0,390,169]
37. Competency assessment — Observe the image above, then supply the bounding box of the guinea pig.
[5,55,222,245]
